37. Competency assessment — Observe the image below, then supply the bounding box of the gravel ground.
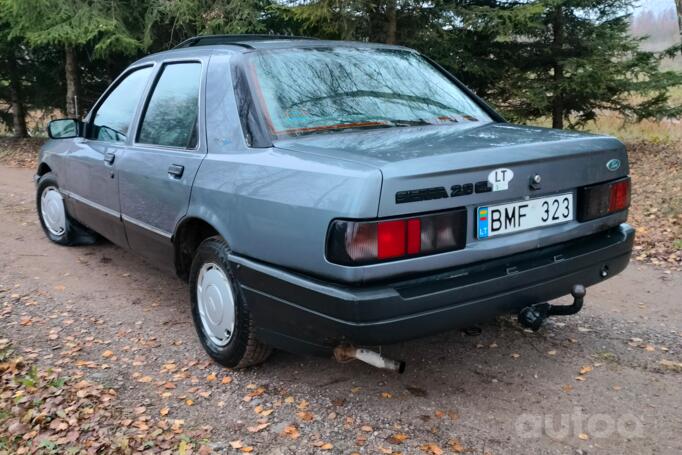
[1,165,682,454]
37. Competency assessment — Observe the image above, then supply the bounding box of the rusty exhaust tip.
[334,345,406,374]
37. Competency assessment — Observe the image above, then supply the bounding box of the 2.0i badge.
[606,159,621,171]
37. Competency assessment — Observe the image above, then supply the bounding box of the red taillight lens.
[578,177,630,222]
[609,180,630,213]
[327,209,467,265]
[377,220,406,259]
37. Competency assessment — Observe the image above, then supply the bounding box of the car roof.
[132,34,411,65]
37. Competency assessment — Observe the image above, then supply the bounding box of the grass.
[531,86,682,143]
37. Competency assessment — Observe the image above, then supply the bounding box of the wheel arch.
[36,162,52,177]
[173,216,224,281]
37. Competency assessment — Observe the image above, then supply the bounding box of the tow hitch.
[518,284,586,331]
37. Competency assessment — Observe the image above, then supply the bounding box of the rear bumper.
[232,224,635,355]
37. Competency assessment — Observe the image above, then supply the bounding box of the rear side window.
[91,66,153,143]
[137,62,202,148]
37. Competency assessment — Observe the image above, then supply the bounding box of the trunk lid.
[274,122,629,218]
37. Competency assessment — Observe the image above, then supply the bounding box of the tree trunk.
[551,7,564,130]
[6,53,28,138]
[64,46,80,118]
[385,0,397,44]
[676,0,682,49]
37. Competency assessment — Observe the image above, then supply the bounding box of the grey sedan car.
[36,35,634,369]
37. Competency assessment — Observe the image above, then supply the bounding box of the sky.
[635,0,677,14]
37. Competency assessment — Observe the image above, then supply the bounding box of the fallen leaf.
[420,443,444,455]
[450,438,467,453]
[381,392,392,398]
[229,440,243,449]
[578,433,589,440]
[579,365,593,375]
[320,443,333,450]
[101,350,114,358]
[247,422,270,433]
[281,425,300,440]
[186,399,194,406]
[240,447,254,453]
[207,373,216,382]
[660,359,682,372]
[160,407,170,416]
[297,411,314,422]
[389,433,409,444]
[221,376,233,384]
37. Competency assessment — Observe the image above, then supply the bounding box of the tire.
[189,236,272,368]
[36,172,98,246]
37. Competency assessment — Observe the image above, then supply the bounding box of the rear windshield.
[247,47,492,137]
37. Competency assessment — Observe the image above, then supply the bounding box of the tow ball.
[518,284,586,331]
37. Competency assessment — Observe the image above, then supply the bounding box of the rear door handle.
[168,164,184,178]
[103,151,116,165]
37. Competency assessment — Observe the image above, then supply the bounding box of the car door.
[63,65,154,247]
[117,60,207,268]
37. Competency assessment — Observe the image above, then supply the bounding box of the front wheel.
[36,172,97,246]
[189,236,272,368]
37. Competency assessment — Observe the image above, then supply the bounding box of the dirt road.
[1,165,681,454]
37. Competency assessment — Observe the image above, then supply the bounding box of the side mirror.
[48,119,83,139]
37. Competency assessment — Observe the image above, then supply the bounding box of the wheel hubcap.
[196,262,235,347]
[41,187,66,236]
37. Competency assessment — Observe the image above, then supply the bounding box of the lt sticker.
[488,168,514,192]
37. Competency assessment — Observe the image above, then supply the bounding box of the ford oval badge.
[606,159,621,172]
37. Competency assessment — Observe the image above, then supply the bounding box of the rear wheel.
[189,236,272,368]
[36,173,97,246]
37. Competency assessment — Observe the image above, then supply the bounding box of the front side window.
[91,66,153,143]
[248,48,492,137]
[138,62,202,148]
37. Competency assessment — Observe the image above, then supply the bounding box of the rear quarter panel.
[187,52,383,280]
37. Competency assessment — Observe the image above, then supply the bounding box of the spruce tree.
[451,0,682,128]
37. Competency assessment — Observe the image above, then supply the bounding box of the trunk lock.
[529,173,542,191]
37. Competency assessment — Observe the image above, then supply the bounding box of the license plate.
[477,193,573,239]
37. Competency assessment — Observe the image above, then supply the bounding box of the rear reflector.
[327,209,467,265]
[578,177,630,222]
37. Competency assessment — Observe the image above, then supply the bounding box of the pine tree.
[0,0,143,117]
[452,0,682,129]
[144,0,270,49]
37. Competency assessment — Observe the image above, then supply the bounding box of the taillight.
[326,209,467,265]
[577,177,631,222]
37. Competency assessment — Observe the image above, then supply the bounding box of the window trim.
[133,59,204,152]
[84,63,156,145]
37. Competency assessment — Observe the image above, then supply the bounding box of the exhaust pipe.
[518,284,586,331]
[334,345,406,373]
